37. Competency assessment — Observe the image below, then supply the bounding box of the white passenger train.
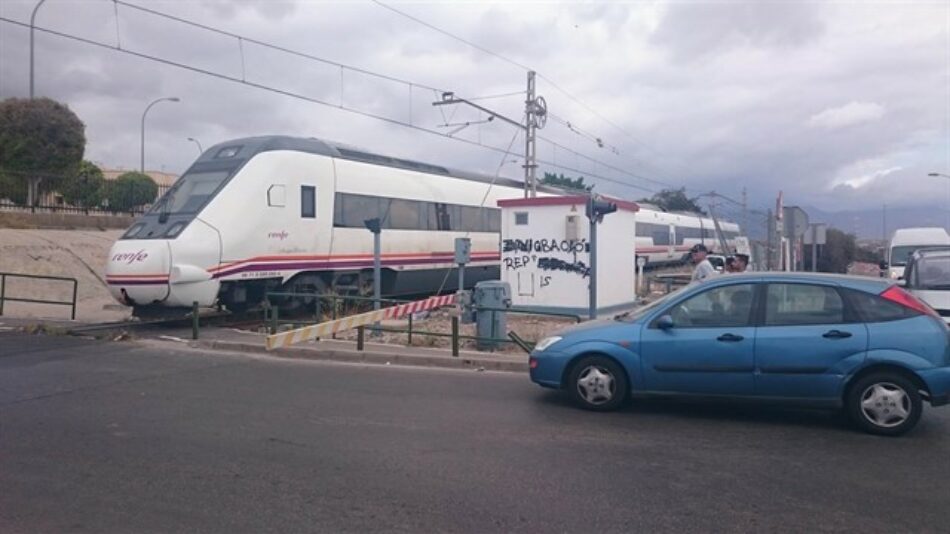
[105,135,745,313]
[634,205,745,266]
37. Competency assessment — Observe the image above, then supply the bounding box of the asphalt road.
[2,333,949,533]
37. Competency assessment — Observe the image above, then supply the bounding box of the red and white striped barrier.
[265,293,457,350]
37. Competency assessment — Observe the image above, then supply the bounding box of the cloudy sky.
[1,0,948,223]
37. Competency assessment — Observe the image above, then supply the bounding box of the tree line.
[0,97,158,212]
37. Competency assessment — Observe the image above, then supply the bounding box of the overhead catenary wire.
[433,125,524,295]
[111,1,677,193]
[371,0,698,186]
[4,19,664,197]
[5,2,672,195]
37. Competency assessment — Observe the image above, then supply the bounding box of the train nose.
[105,240,171,307]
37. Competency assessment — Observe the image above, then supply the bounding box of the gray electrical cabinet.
[473,280,511,350]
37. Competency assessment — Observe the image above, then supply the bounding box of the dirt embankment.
[0,229,130,322]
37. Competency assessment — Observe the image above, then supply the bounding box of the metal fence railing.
[0,182,171,217]
[0,272,78,320]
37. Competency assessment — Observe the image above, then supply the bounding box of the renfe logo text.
[112,250,149,264]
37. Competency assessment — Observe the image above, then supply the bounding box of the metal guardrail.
[0,272,78,320]
[262,290,583,355]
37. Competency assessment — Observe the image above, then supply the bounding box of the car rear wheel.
[846,373,922,436]
[567,355,628,412]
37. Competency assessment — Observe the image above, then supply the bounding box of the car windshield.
[615,283,695,322]
[150,170,231,216]
[891,245,944,266]
[913,255,950,289]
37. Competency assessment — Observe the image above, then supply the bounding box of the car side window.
[667,284,755,328]
[841,288,914,322]
[765,284,844,326]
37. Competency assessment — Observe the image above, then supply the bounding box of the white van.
[883,227,950,279]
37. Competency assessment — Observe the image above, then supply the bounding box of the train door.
[668,224,676,259]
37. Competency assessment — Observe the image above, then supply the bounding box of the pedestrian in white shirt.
[690,244,716,281]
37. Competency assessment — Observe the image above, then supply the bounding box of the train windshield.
[151,170,231,216]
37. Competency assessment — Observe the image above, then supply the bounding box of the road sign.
[783,206,809,237]
[803,223,827,245]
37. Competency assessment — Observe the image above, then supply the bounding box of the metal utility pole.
[882,202,887,244]
[187,137,203,155]
[141,97,180,173]
[707,203,731,254]
[741,187,748,237]
[524,71,538,198]
[775,192,785,271]
[364,218,382,335]
[433,76,545,198]
[586,197,618,319]
[29,0,48,99]
[589,215,598,319]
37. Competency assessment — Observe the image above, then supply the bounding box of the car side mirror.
[879,260,888,270]
[657,315,674,330]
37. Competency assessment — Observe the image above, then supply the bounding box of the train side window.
[386,198,420,229]
[486,208,501,233]
[267,185,286,207]
[301,185,316,218]
[515,212,529,225]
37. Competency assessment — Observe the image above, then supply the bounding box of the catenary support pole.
[524,70,537,198]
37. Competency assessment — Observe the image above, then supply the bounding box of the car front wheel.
[567,355,629,412]
[846,373,922,436]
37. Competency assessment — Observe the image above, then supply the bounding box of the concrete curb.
[190,339,529,373]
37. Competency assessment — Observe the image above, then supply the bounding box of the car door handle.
[822,330,853,339]
[717,333,744,342]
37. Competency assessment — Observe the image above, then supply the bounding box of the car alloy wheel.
[860,382,911,428]
[567,355,629,412]
[846,372,922,436]
[576,365,615,405]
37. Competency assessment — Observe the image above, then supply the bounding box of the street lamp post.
[29,0,48,99]
[141,97,180,173]
[187,137,203,155]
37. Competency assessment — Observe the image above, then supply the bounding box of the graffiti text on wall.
[502,239,589,254]
[502,238,591,279]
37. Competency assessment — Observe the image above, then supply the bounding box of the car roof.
[700,272,893,293]
[890,227,950,244]
[912,247,950,258]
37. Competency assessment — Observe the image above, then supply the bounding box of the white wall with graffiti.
[497,196,638,316]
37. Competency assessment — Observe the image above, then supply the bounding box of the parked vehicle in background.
[529,273,950,436]
[707,254,726,272]
[903,247,950,324]
[881,227,950,280]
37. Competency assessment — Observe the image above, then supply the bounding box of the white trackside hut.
[498,195,639,317]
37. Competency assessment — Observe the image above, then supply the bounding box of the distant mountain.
[799,205,950,240]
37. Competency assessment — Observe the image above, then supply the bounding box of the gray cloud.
[650,1,825,61]
[0,0,947,222]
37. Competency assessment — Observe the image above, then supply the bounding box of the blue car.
[530,273,950,436]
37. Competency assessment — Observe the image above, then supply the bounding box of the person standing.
[690,244,716,281]
[732,253,750,273]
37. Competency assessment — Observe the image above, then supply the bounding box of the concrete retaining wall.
[0,211,135,230]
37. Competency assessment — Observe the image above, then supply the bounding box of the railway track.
[67,309,260,336]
